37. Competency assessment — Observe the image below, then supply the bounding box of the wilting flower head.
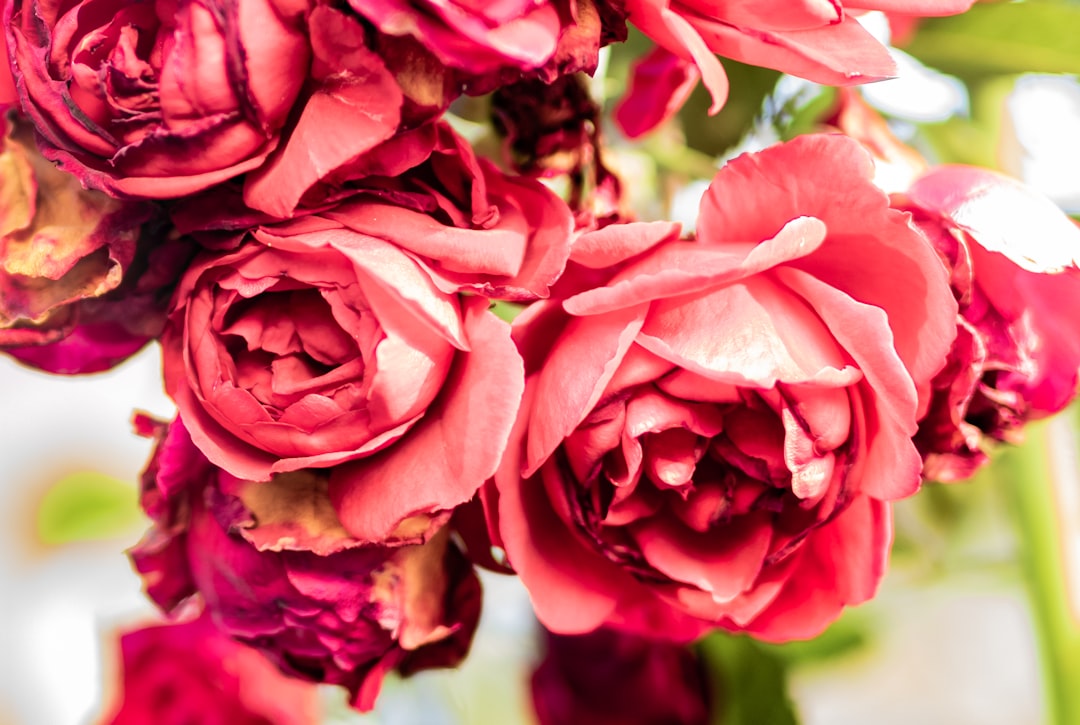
[104,615,319,725]
[491,134,956,642]
[492,74,625,229]
[130,416,482,711]
[894,166,1080,481]
[0,116,186,374]
[7,0,311,198]
[531,626,711,725]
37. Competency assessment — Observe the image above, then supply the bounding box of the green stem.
[697,633,797,725]
[998,416,1080,725]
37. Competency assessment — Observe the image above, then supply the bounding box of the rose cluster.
[1,0,1076,718]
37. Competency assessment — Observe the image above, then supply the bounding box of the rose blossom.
[617,0,975,134]
[104,615,319,725]
[163,126,572,542]
[893,166,1080,481]
[7,0,310,198]
[531,626,711,725]
[490,134,956,642]
[0,115,190,373]
[130,416,482,711]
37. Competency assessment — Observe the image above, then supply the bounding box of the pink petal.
[330,297,523,543]
[615,46,701,138]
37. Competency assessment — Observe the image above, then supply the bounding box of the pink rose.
[617,0,975,132]
[130,417,482,711]
[8,0,311,198]
[104,615,319,725]
[531,626,710,725]
[491,134,956,642]
[894,166,1080,481]
[163,129,572,542]
[0,116,189,373]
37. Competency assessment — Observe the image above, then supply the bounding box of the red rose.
[895,166,1080,481]
[531,626,711,725]
[491,134,956,642]
[163,130,572,542]
[618,0,975,127]
[8,0,311,198]
[130,417,482,711]
[104,615,319,725]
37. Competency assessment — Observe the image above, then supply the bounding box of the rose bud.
[104,614,320,725]
[531,626,711,725]
[893,166,1080,481]
[490,134,956,642]
[129,416,482,712]
[0,116,188,374]
[164,123,572,543]
[618,0,975,133]
[8,0,311,199]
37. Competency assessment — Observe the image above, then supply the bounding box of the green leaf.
[698,633,799,725]
[36,470,142,545]
[681,60,782,157]
[905,1,1080,81]
[488,300,527,323]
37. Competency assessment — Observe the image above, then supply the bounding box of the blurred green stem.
[697,633,797,725]
[998,416,1080,725]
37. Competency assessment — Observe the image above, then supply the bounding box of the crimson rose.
[104,615,319,725]
[130,416,482,711]
[531,626,711,725]
[8,0,310,198]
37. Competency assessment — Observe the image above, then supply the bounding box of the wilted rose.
[104,615,319,725]
[0,116,186,373]
[491,134,956,641]
[130,416,482,711]
[492,74,625,228]
[895,166,1080,481]
[8,0,311,198]
[164,126,572,542]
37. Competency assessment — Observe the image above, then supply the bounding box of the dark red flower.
[129,416,483,711]
[105,615,319,725]
[532,626,711,725]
